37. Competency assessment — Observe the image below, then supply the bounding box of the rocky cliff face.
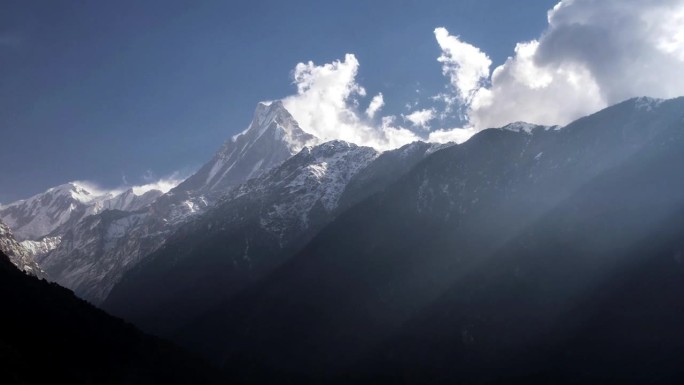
[0,220,45,278]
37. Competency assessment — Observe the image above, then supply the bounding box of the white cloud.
[434,27,492,107]
[427,127,478,145]
[403,108,436,130]
[77,172,185,199]
[281,54,369,144]
[365,93,385,119]
[127,170,185,194]
[467,38,604,130]
[379,115,424,149]
[282,54,419,150]
[431,0,684,137]
[131,175,183,195]
[279,2,684,151]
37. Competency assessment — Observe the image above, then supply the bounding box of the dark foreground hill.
[0,250,223,385]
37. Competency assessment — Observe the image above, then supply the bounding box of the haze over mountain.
[168,96,684,382]
[3,88,684,383]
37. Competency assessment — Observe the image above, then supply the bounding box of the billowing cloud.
[365,93,385,119]
[403,108,436,130]
[432,0,684,138]
[280,2,684,151]
[282,54,419,150]
[434,27,492,108]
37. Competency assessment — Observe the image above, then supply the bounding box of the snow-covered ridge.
[223,139,379,242]
[499,121,546,135]
[283,140,379,212]
[0,182,162,241]
[5,181,111,208]
[96,188,163,213]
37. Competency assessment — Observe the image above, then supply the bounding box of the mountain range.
[2,96,684,383]
[168,96,684,382]
[2,101,320,303]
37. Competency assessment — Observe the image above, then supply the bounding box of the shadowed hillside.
[0,251,223,385]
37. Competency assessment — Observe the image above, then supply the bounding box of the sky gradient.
[0,0,556,202]
[3,0,684,203]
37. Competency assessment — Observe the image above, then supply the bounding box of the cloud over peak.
[282,54,420,150]
[279,1,684,151]
[131,176,183,195]
[404,108,436,130]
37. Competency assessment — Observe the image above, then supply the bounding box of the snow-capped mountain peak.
[246,101,298,137]
[174,101,318,195]
[0,182,106,240]
[230,100,317,159]
[49,182,110,203]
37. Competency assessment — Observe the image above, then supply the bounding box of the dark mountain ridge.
[171,97,684,383]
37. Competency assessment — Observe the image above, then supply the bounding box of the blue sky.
[2,0,684,202]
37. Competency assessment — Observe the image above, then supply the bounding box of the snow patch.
[634,96,664,112]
